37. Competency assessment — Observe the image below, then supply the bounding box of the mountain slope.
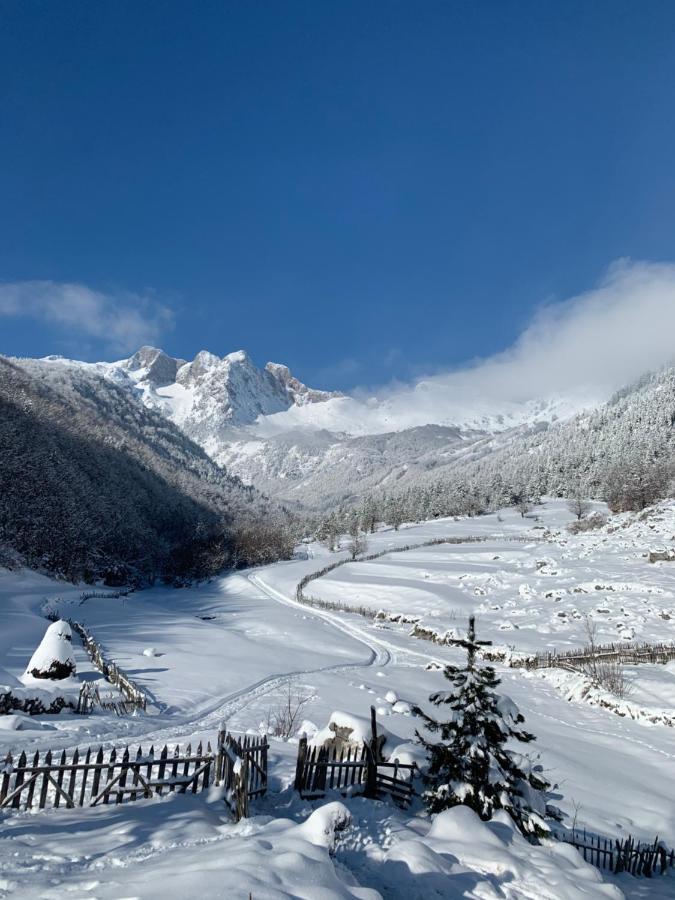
[375,367,675,522]
[0,357,293,583]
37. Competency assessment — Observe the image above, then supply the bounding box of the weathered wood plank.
[12,751,27,810]
[103,748,116,805]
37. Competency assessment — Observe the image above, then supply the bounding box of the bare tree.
[582,614,599,679]
[265,681,313,739]
[515,499,532,518]
[567,495,591,521]
[348,532,368,560]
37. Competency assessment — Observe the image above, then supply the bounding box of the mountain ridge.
[17,346,644,511]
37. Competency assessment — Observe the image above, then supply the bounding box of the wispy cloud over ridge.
[0,280,173,354]
[369,258,675,405]
[258,259,675,436]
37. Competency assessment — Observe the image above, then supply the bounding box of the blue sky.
[2,1,675,391]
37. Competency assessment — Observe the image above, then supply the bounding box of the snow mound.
[296,801,353,852]
[387,742,427,769]
[311,710,397,756]
[24,620,76,680]
[0,795,378,900]
[380,807,622,899]
[0,712,54,732]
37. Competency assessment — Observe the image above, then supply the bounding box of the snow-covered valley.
[2,500,675,897]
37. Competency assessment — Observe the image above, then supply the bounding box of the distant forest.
[318,368,675,536]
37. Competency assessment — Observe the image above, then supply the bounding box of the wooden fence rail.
[69,620,147,713]
[0,729,268,820]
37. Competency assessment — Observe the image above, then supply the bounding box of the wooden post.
[364,706,378,799]
[370,705,379,761]
[240,753,249,820]
[216,725,226,785]
[294,735,308,793]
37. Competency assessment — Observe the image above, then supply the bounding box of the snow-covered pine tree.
[414,616,557,837]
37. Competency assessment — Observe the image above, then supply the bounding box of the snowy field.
[1,499,675,897]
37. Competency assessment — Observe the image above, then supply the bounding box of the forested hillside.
[0,358,294,584]
[318,368,675,533]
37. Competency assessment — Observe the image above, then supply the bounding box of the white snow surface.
[2,499,675,896]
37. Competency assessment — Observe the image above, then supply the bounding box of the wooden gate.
[216,729,269,822]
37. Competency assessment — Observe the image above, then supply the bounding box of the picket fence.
[294,707,416,807]
[555,828,675,878]
[0,728,268,822]
[294,739,415,806]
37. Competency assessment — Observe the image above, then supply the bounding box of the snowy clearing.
[1,499,675,897]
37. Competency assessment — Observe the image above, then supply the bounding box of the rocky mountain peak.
[123,346,186,386]
[116,347,339,441]
[265,362,343,405]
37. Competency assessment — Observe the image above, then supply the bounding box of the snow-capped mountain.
[117,346,342,452]
[12,346,608,510]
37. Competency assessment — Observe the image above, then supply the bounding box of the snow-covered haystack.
[25,620,76,680]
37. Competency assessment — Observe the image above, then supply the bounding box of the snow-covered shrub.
[567,512,607,534]
[25,620,76,680]
[414,616,559,837]
[582,658,633,698]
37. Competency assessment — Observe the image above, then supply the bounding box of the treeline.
[324,368,675,531]
[0,358,297,584]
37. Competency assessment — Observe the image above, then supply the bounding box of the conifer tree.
[415,616,557,836]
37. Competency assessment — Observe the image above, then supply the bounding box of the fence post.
[215,724,226,785]
[240,752,249,820]
[294,735,308,793]
[364,706,378,799]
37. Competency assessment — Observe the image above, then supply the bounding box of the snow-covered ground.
[1,499,675,897]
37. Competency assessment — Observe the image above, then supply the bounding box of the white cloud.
[372,258,675,411]
[0,280,173,354]
[261,259,675,436]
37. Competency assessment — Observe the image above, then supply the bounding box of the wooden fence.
[0,740,215,811]
[295,536,487,619]
[294,740,415,806]
[69,620,147,712]
[0,729,268,820]
[528,640,675,672]
[294,708,416,807]
[555,828,675,878]
[78,588,134,606]
[76,683,143,717]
